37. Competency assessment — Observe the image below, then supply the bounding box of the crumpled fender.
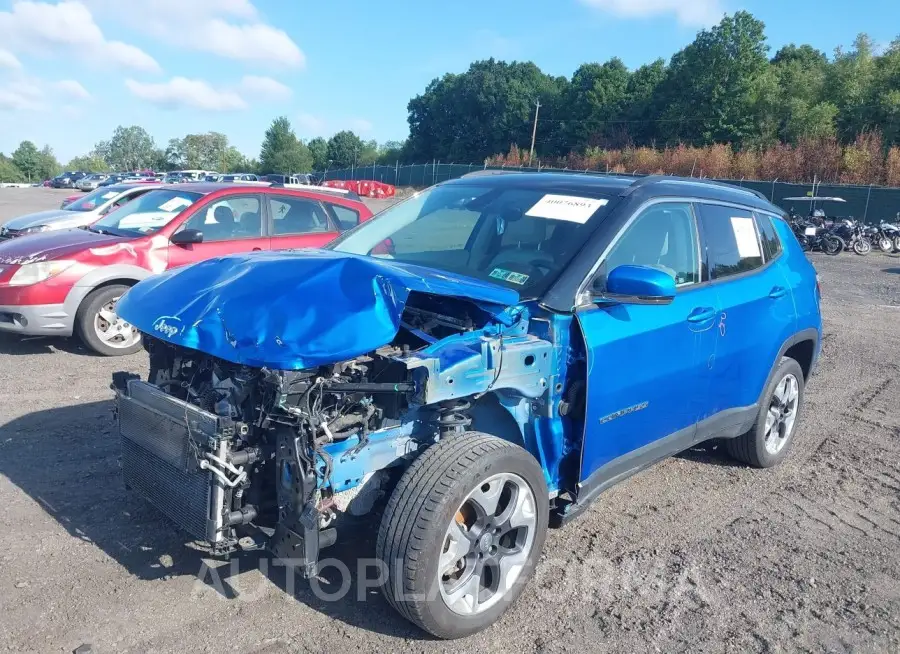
[116,249,520,370]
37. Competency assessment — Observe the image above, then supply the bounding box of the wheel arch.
[65,266,152,318]
[757,328,819,406]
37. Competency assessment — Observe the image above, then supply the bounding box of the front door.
[576,201,719,486]
[167,194,269,269]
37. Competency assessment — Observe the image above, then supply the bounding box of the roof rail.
[461,169,524,178]
[621,175,769,203]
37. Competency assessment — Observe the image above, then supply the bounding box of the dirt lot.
[0,187,899,653]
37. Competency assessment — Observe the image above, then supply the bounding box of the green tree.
[377,140,408,163]
[406,58,568,161]
[326,130,365,167]
[36,145,61,179]
[102,125,157,171]
[259,117,312,173]
[654,11,770,146]
[566,58,631,146]
[66,154,110,172]
[0,154,25,182]
[622,59,667,143]
[307,137,328,170]
[826,34,878,141]
[11,141,41,180]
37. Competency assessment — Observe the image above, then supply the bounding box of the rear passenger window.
[697,204,763,279]
[755,213,782,261]
[269,196,332,235]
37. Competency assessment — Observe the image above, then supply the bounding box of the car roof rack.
[621,175,769,203]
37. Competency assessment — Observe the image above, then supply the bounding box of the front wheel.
[876,236,894,252]
[853,238,871,255]
[377,432,548,639]
[75,284,142,356]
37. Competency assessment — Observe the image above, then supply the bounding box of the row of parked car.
[46,170,321,190]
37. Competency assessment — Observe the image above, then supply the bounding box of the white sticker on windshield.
[102,192,118,200]
[731,216,761,258]
[525,194,608,223]
[158,197,193,213]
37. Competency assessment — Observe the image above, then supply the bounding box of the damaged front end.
[112,252,581,577]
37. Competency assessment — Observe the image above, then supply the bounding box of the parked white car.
[0,183,162,239]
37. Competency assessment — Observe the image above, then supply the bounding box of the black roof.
[445,172,780,214]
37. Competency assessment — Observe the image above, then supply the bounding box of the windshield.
[329,183,610,297]
[66,187,123,212]
[89,189,202,237]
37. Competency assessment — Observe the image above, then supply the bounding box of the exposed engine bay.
[113,292,576,576]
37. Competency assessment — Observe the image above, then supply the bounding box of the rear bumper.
[0,303,73,335]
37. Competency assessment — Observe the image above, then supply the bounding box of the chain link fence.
[320,162,900,224]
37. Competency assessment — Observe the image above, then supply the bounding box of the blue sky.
[0,0,898,162]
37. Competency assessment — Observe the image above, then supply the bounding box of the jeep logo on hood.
[152,316,183,338]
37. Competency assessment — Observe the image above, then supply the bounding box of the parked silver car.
[77,173,110,191]
[0,183,161,239]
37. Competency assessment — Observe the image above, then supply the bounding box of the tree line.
[0,120,400,182]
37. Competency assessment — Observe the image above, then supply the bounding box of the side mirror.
[171,228,203,245]
[596,265,676,305]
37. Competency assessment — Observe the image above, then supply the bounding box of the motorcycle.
[790,217,842,255]
[879,218,900,252]
[831,218,871,255]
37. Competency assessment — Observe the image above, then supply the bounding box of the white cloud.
[55,79,91,100]
[0,49,22,70]
[240,75,292,100]
[84,0,304,67]
[0,1,160,72]
[578,0,724,26]
[296,113,326,136]
[0,77,43,111]
[125,77,247,111]
[0,89,38,110]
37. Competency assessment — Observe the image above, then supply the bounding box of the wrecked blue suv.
[112,173,821,639]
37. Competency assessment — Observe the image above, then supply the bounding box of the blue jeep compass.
[112,173,822,638]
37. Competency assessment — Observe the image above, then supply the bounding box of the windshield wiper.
[89,226,116,236]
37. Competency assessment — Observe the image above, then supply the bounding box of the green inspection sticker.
[489,268,529,285]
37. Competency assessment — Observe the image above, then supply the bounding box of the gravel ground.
[0,188,899,653]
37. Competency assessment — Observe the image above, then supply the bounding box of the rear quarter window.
[755,213,783,261]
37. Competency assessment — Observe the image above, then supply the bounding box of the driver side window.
[595,202,700,291]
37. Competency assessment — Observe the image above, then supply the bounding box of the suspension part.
[437,399,472,437]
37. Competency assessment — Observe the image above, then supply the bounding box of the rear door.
[267,194,339,250]
[166,193,269,268]
[696,203,797,423]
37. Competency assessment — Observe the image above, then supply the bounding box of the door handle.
[687,307,716,323]
[252,247,262,251]
[768,286,786,299]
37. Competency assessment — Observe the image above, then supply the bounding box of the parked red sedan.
[0,183,373,355]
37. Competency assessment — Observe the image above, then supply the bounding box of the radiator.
[116,379,227,543]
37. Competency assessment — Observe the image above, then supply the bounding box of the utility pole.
[528,99,541,166]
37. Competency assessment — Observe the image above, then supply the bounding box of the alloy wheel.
[438,472,537,616]
[764,374,799,455]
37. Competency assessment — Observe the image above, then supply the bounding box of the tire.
[377,432,548,639]
[74,284,142,356]
[876,236,894,252]
[823,235,842,255]
[853,238,871,255]
[894,235,900,252]
[726,357,805,468]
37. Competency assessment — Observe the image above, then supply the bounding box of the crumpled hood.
[0,228,125,265]
[117,249,520,370]
[2,209,85,231]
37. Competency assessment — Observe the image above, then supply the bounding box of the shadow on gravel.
[0,333,90,356]
[0,400,429,640]
[677,442,744,468]
[885,267,900,275]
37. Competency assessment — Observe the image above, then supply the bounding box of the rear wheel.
[823,235,842,255]
[727,357,805,468]
[893,235,900,252]
[75,285,141,356]
[377,432,548,639]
